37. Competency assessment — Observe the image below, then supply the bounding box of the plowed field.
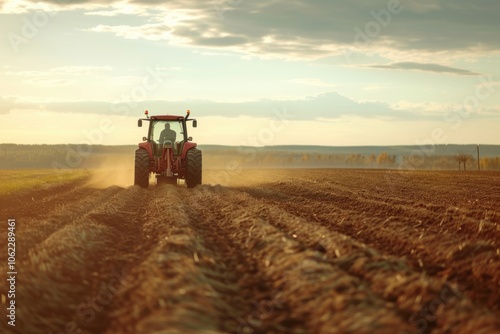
[1,169,499,334]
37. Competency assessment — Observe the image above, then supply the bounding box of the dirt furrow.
[182,185,306,334]
[259,180,500,243]
[184,185,415,334]
[0,186,148,334]
[1,186,124,264]
[0,178,91,220]
[2,169,498,334]
[288,169,500,213]
[242,181,500,310]
[233,195,500,334]
[105,185,230,334]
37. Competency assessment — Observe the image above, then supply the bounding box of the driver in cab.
[159,123,176,145]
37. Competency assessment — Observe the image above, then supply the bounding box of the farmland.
[0,169,90,196]
[0,169,499,334]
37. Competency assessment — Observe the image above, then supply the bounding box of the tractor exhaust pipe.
[185,110,190,121]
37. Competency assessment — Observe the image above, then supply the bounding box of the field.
[0,169,499,334]
[0,169,90,196]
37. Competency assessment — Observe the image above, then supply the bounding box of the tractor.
[134,110,202,188]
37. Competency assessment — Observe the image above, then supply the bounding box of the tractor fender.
[138,142,154,159]
[181,142,198,159]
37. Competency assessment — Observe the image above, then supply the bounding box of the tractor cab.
[150,120,183,156]
[138,111,197,156]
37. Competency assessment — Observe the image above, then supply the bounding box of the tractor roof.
[150,115,186,121]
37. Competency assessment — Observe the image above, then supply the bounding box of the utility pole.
[477,145,480,171]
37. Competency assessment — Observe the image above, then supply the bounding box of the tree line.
[1,144,500,171]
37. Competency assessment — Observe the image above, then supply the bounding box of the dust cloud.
[84,154,134,188]
[81,151,302,188]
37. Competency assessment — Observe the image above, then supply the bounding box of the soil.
[0,169,499,334]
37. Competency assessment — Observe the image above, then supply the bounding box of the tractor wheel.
[186,148,202,188]
[134,149,150,188]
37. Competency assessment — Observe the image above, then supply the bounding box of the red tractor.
[134,110,202,188]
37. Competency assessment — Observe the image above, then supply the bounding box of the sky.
[0,0,499,146]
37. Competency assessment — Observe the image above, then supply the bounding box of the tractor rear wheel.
[186,148,202,188]
[134,149,150,188]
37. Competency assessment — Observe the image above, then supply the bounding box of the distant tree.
[480,157,500,171]
[368,153,377,166]
[345,153,365,166]
[377,152,396,166]
[455,153,474,171]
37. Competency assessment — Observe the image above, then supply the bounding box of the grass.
[0,169,90,196]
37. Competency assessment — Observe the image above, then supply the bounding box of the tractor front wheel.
[134,149,150,188]
[186,148,202,188]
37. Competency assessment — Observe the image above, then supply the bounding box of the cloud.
[84,5,150,16]
[194,35,248,47]
[0,0,108,13]
[87,23,173,41]
[3,0,497,62]
[0,92,438,121]
[361,62,482,76]
[23,78,73,86]
[392,101,462,114]
[4,90,500,125]
[0,97,17,114]
[3,66,113,87]
[392,100,500,117]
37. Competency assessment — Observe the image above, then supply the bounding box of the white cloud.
[392,101,462,114]
[0,92,458,120]
[86,23,175,41]
[84,5,150,17]
[0,0,109,14]
[391,100,500,116]
[23,78,73,86]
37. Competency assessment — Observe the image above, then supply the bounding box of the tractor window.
[152,121,183,144]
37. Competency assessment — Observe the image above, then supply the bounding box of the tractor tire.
[186,148,202,188]
[134,149,150,188]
